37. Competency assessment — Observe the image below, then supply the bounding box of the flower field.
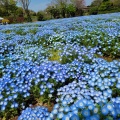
[0,12,120,120]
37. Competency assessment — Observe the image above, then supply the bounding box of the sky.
[29,0,93,12]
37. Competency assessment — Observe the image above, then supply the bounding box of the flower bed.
[0,12,120,120]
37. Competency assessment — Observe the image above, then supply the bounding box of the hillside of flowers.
[0,12,120,120]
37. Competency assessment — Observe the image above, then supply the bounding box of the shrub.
[16,17,24,23]
[37,12,44,21]
[7,17,14,23]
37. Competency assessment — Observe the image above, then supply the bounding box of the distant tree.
[18,0,32,22]
[90,0,102,7]
[89,0,120,14]
[66,4,76,17]
[16,7,24,17]
[111,0,120,7]
[73,0,85,9]
[89,0,102,14]
[98,0,113,12]
[51,0,68,18]
[71,0,85,16]
[46,6,60,18]
[37,11,44,21]
[0,0,17,16]
[89,6,99,14]
[30,10,36,16]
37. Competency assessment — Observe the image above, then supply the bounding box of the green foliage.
[0,108,18,120]
[0,0,17,17]
[48,49,61,62]
[89,0,120,15]
[66,4,76,17]
[16,7,24,17]
[46,6,60,19]
[113,0,120,7]
[0,0,34,23]
[89,6,98,15]
[98,1,113,11]
[37,11,44,21]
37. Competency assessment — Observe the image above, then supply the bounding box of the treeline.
[0,0,36,23]
[37,0,120,21]
[37,0,85,21]
[0,0,120,23]
[89,0,120,15]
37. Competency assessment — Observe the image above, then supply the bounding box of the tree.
[71,0,85,16]
[90,0,102,7]
[37,11,44,21]
[98,0,113,13]
[0,0,17,16]
[51,0,68,18]
[17,0,32,22]
[111,0,120,7]
[66,4,76,17]
[89,0,102,14]
[73,0,85,9]
[46,6,60,18]
[16,7,24,17]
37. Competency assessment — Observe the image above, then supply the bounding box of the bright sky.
[29,0,93,12]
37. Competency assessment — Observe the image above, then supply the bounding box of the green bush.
[37,11,44,21]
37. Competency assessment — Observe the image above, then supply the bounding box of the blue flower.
[76,100,85,109]
[70,114,80,120]
[88,104,94,110]
[54,104,59,109]
[101,106,109,115]
[106,103,114,111]
[90,114,100,120]
[1,105,6,111]
[52,109,58,115]
[62,115,70,120]
[82,109,90,117]
[64,106,70,112]
[57,112,64,119]
[62,100,68,106]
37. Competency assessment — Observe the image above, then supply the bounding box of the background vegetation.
[0,0,120,23]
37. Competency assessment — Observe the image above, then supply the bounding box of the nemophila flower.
[76,100,85,109]
[70,105,77,111]
[89,114,100,120]
[59,107,64,112]
[3,101,8,106]
[101,106,109,115]
[116,83,120,89]
[64,106,70,112]
[0,94,3,99]
[110,109,117,118]
[18,106,49,120]
[49,113,54,119]
[52,109,58,115]
[70,114,80,120]
[106,103,114,111]
[82,109,90,117]
[54,104,59,109]
[88,104,95,110]
[46,117,53,120]
[62,100,68,106]
[57,112,64,119]
[1,105,6,111]
[93,107,99,114]
[62,114,70,120]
